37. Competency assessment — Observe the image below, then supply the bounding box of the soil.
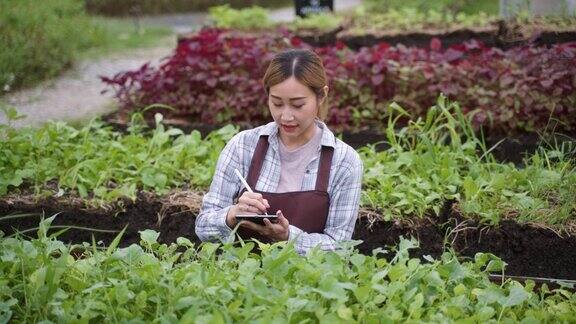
[337,28,498,50]
[297,26,343,47]
[1,192,575,280]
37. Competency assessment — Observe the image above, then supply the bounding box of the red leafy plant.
[102,28,576,133]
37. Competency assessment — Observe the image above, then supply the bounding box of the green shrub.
[85,0,292,16]
[291,12,343,31]
[0,0,106,92]
[208,5,272,30]
[364,0,499,15]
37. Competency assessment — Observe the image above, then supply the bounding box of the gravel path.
[1,0,362,128]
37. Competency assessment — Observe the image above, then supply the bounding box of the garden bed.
[101,114,576,166]
[334,24,576,50]
[178,23,576,50]
[2,191,575,280]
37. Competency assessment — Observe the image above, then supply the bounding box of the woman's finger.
[239,196,267,213]
[242,204,259,214]
[243,192,270,209]
[277,210,289,227]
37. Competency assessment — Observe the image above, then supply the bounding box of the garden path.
[0,0,362,128]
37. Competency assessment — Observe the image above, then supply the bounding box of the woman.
[195,49,363,254]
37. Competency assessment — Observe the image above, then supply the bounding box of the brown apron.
[237,135,334,242]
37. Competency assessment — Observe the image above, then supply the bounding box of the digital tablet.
[236,214,278,225]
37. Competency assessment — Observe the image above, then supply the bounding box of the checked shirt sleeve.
[288,151,364,255]
[195,134,243,243]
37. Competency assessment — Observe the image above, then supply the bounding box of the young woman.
[195,49,363,254]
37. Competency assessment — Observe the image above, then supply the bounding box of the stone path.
[1,0,362,128]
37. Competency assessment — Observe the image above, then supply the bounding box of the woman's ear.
[319,85,329,105]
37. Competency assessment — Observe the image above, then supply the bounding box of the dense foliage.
[348,7,495,34]
[103,28,576,133]
[363,0,499,15]
[0,219,574,322]
[360,97,576,226]
[2,98,574,227]
[0,0,106,92]
[0,111,236,201]
[291,13,343,32]
[208,5,272,30]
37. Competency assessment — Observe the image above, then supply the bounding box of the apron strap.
[246,135,269,188]
[247,135,334,192]
[315,146,334,192]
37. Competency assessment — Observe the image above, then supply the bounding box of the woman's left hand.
[240,210,290,241]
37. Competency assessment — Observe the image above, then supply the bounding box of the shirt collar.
[260,119,337,151]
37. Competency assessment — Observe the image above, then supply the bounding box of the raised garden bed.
[334,22,576,50]
[2,191,575,280]
[177,21,576,50]
[101,114,576,166]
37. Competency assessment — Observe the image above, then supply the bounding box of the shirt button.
[306,170,310,174]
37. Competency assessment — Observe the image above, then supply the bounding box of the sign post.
[294,0,334,18]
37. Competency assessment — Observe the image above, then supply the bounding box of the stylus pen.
[234,169,254,193]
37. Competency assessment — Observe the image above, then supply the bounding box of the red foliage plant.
[102,28,576,133]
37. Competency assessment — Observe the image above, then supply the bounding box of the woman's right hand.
[226,192,270,228]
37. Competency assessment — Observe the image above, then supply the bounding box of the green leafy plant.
[208,5,272,30]
[2,97,574,228]
[0,111,238,202]
[360,96,576,227]
[0,219,574,322]
[350,7,496,34]
[291,13,343,31]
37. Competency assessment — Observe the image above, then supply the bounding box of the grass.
[460,0,499,15]
[80,16,174,59]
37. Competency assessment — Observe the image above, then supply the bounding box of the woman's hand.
[239,210,290,241]
[226,192,270,228]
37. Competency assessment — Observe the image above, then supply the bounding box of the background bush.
[85,0,292,16]
[0,0,106,92]
[208,5,273,30]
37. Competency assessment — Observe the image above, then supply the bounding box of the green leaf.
[139,229,159,246]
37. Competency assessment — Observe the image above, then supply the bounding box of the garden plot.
[2,100,574,280]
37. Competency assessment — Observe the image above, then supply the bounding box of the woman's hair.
[262,49,329,120]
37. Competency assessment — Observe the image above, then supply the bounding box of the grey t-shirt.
[276,125,323,193]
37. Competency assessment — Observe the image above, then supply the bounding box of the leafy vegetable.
[0,218,574,322]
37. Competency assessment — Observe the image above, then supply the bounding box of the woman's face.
[268,76,324,147]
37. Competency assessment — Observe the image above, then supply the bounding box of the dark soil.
[337,28,498,50]
[297,26,343,47]
[353,214,576,280]
[0,191,203,247]
[1,194,575,280]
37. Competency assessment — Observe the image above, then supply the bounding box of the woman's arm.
[195,134,243,242]
[289,154,364,254]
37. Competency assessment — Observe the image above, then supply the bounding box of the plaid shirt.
[195,120,363,254]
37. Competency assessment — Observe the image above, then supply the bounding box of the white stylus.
[234,169,254,193]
